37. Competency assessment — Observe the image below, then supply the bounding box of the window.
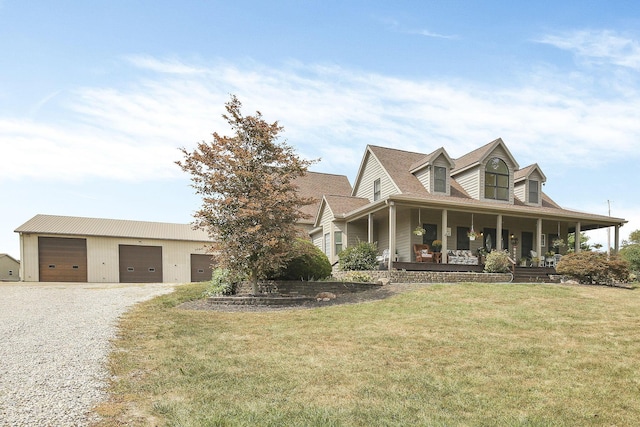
[373,178,381,201]
[8,270,12,276]
[324,233,330,257]
[334,231,343,255]
[485,157,509,201]
[529,180,539,204]
[434,166,446,193]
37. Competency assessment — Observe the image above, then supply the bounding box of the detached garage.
[15,214,214,283]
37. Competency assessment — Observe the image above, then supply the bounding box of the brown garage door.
[119,245,163,283]
[190,254,214,282]
[38,237,88,282]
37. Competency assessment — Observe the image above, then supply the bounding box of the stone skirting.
[332,270,512,284]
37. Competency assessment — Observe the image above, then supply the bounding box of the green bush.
[203,268,238,296]
[342,271,374,283]
[620,244,640,275]
[338,241,379,271]
[484,250,512,273]
[556,252,630,285]
[273,238,332,280]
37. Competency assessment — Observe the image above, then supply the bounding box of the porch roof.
[336,193,626,230]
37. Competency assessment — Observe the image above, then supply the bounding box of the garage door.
[38,237,88,282]
[190,254,214,282]
[119,245,163,283]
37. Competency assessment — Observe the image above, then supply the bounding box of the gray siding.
[454,167,480,199]
[353,152,397,201]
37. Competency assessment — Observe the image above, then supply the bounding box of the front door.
[456,226,469,250]
[483,228,510,252]
[522,232,534,259]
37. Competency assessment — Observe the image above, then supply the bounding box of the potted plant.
[432,240,442,252]
[477,247,488,263]
[531,256,540,267]
[467,230,479,240]
[519,257,528,267]
[413,226,426,236]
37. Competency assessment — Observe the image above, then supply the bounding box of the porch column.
[388,202,396,271]
[575,222,581,253]
[536,218,543,258]
[614,225,620,253]
[367,213,374,243]
[496,214,503,251]
[441,209,448,264]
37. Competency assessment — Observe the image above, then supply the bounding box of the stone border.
[208,295,316,306]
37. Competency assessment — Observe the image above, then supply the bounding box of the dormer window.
[485,157,509,201]
[434,166,446,193]
[529,180,539,204]
[373,178,381,201]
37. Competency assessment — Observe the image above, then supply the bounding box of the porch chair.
[376,249,390,267]
[413,244,434,262]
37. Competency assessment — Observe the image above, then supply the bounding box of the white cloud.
[537,30,640,70]
[1,56,639,184]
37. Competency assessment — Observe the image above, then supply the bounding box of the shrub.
[272,238,332,280]
[484,250,512,273]
[342,271,374,283]
[556,252,630,285]
[338,241,379,271]
[203,268,238,296]
[620,244,640,275]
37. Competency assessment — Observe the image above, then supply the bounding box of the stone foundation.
[332,270,512,284]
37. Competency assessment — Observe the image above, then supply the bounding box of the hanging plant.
[413,226,426,236]
[468,213,479,240]
[552,238,566,248]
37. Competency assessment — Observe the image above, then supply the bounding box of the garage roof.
[15,214,212,242]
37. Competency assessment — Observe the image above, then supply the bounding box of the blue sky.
[1,0,639,259]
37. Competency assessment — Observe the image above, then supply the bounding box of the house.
[292,171,353,236]
[309,138,627,268]
[0,253,20,281]
[14,215,212,283]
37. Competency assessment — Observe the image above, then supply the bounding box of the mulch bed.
[177,283,426,312]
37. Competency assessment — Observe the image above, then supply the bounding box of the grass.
[94,283,640,426]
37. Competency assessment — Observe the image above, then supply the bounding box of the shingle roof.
[323,195,370,217]
[368,145,430,196]
[451,137,519,174]
[15,214,211,242]
[515,163,547,183]
[294,171,352,224]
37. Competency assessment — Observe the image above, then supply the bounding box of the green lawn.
[95,282,640,426]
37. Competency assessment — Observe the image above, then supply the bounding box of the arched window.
[485,157,509,201]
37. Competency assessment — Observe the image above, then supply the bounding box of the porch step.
[512,267,557,283]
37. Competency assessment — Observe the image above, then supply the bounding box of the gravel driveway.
[0,281,178,426]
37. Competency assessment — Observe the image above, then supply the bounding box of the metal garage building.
[15,214,214,283]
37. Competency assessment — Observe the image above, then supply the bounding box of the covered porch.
[339,195,625,273]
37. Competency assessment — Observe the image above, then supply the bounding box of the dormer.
[451,138,519,204]
[514,164,547,206]
[409,148,455,196]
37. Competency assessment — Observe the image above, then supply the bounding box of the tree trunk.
[249,270,259,295]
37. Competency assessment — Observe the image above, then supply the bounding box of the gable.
[352,147,400,200]
[294,171,352,225]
